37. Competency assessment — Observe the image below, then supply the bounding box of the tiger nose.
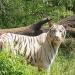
[55,36,59,39]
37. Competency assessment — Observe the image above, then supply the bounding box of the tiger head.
[49,24,66,42]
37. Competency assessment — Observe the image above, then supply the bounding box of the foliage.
[0,50,47,75]
[0,0,73,28]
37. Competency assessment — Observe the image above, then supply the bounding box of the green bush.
[0,0,73,28]
[0,50,47,75]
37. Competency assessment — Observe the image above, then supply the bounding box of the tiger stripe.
[0,24,66,73]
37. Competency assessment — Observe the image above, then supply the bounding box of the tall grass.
[0,38,75,75]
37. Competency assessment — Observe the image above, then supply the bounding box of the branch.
[0,17,51,36]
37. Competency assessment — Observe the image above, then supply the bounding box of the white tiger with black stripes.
[0,24,66,74]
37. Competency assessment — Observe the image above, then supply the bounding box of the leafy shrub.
[0,0,73,28]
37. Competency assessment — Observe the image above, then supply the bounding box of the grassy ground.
[0,38,75,75]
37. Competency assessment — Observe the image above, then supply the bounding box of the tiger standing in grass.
[0,24,66,74]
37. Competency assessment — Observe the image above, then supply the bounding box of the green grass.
[0,39,75,75]
[0,50,47,75]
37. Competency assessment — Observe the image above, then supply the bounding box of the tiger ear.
[47,17,53,27]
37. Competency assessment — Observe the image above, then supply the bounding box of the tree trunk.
[58,15,75,37]
[0,17,51,36]
[0,15,75,37]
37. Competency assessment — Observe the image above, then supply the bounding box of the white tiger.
[0,24,66,73]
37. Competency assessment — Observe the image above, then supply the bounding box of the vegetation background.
[0,0,75,28]
[0,0,75,75]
